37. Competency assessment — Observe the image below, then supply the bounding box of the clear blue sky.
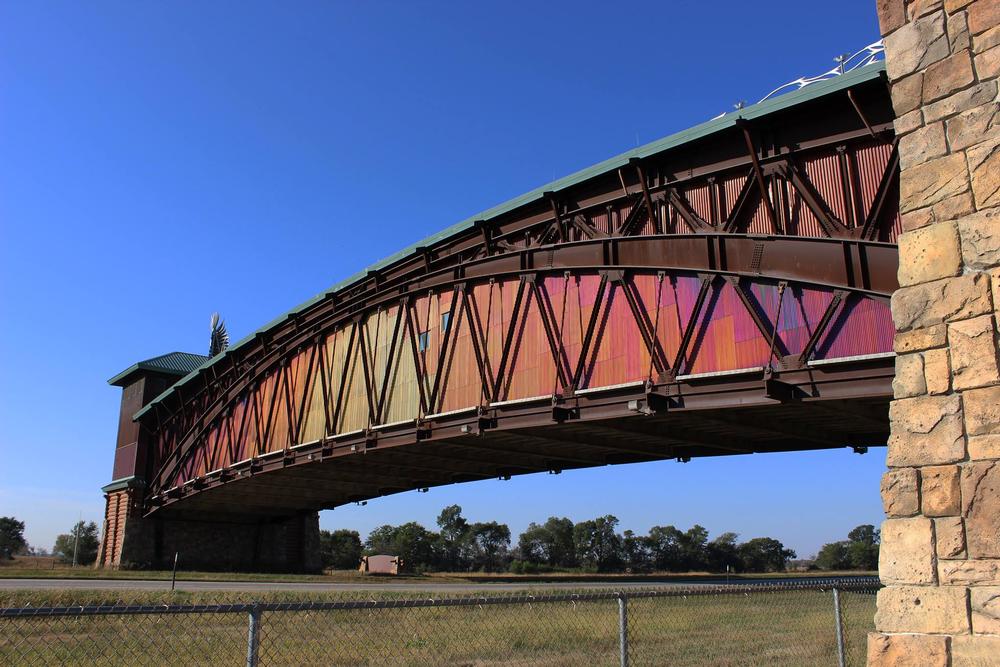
[0,1,886,558]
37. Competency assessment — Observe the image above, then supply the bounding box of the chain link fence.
[0,578,878,666]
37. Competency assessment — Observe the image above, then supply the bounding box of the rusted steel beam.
[403,300,430,416]
[797,290,848,365]
[630,158,660,234]
[374,305,404,425]
[671,275,713,377]
[616,196,647,237]
[721,276,788,358]
[861,138,899,241]
[663,188,710,233]
[461,287,495,401]
[491,278,527,402]
[427,287,462,414]
[571,273,609,390]
[571,213,609,239]
[737,120,780,234]
[532,279,573,391]
[357,318,377,424]
[317,336,332,437]
[330,322,358,434]
[780,160,851,238]
[847,89,878,139]
[618,276,669,376]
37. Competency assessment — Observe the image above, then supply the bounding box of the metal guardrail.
[0,577,880,666]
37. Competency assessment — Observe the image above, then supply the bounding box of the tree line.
[1,511,879,573]
[0,517,99,565]
[319,505,880,574]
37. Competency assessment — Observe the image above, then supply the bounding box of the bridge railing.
[0,577,879,666]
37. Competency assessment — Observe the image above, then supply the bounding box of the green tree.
[468,521,511,572]
[319,529,363,569]
[815,525,880,571]
[678,525,710,571]
[622,529,652,572]
[738,537,796,572]
[646,525,683,571]
[436,505,471,570]
[815,541,852,570]
[0,517,27,560]
[517,522,549,565]
[573,515,623,572]
[517,517,576,568]
[52,521,99,565]
[707,532,741,572]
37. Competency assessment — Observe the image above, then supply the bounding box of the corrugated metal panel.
[685,184,713,226]
[855,140,901,242]
[805,152,848,225]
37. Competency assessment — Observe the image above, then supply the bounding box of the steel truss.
[138,76,899,515]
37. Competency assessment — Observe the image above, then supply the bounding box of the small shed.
[359,554,400,575]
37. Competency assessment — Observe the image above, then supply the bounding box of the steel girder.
[138,77,900,515]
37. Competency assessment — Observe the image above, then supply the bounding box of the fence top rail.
[0,577,880,618]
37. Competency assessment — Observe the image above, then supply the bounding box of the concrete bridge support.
[871,1,1000,664]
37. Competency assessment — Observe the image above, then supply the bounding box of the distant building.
[359,554,400,575]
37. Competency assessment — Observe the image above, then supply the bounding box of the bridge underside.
[158,357,892,518]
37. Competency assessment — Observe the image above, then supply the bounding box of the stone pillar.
[870,1,1000,665]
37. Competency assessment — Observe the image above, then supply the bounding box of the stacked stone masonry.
[872,0,1000,665]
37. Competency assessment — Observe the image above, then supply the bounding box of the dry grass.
[0,558,458,584]
[0,586,877,666]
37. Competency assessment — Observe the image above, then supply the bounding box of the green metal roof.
[109,351,210,387]
[133,61,887,420]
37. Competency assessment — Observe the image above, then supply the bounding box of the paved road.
[0,576,866,593]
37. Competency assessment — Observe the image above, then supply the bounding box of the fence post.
[617,591,629,667]
[246,604,261,667]
[832,588,846,667]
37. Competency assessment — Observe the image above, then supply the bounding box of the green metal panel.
[109,351,210,386]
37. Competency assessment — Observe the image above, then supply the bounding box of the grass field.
[0,556,873,585]
[0,585,877,666]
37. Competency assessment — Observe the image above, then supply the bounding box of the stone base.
[98,489,321,573]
